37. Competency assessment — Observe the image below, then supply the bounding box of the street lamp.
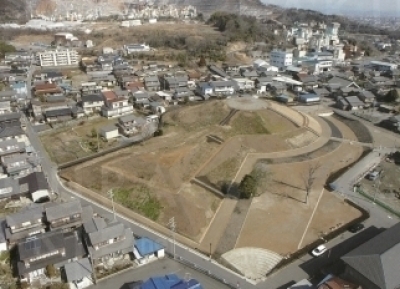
[107,189,116,221]
[209,243,212,261]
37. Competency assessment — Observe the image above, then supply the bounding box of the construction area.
[60,98,368,281]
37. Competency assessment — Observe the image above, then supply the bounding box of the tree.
[238,174,257,199]
[45,264,57,278]
[302,163,321,204]
[384,89,399,103]
[198,55,206,67]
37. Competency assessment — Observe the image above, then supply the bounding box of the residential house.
[0,112,27,144]
[209,81,235,96]
[196,82,213,100]
[132,91,150,107]
[1,153,41,177]
[17,231,86,283]
[241,69,259,80]
[365,76,395,91]
[81,82,102,96]
[255,76,274,92]
[90,75,117,89]
[117,115,146,136]
[0,90,15,103]
[19,172,50,203]
[208,65,228,78]
[0,139,25,157]
[119,76,139,89]
[269,81,287,95]
[34,83,64,100]
[338,87,361,98]
[173,87,193,102]
[81,95,104,114]
[342,222,400,289]
[358,90,375,104]
[162,76,189,91]
[233,78,255,92]
[101,90,133,118]
[44,107,73,123]
[64,258,93,289]
[326,76,360,92]
[378,115,400,132]
[5,205,46,246]
[222,62,247,74]
[133,237,165,265]
[83,218,133,265]
[336,96,349,111]
[313,87,330,98]
[345,96,365,110]
[276,94,294,103]
[9,79,28,96]
[297,74,319,89]
[288,279,313,289]
[45,200,89,232]
[144,76,160,91]
[126,81,145,92]
[99,125,119,140]
[0,177,21,200]
[298,93,320,103]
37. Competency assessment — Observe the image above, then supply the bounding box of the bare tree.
[303,163,321,204]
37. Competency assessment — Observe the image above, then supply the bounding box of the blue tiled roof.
[141,275,203,289]
[135,237,164,256]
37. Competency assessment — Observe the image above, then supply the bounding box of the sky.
[260,0,400,16]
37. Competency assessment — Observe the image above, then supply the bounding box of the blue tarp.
[135,237,164,256]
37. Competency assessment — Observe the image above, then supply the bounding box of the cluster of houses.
[0,198,166,288]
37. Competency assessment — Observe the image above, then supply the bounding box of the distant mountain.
[0,0,28,23]
[154,0,274,17]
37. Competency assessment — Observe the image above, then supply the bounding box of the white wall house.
[270,50,293,69]
[101,98,133,118]
[124,44,150,54]
[232,78,255,91]
[36,49,80,67]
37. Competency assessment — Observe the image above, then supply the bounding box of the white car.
[312,245,327,257]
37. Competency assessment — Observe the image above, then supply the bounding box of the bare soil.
[62,100,303,239]
[235,142,364,254]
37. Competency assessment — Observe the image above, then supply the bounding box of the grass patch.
[113,186,162,221]
[228,112,270,136]
[205,157,240,187]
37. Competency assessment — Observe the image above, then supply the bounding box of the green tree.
[0,41,16,58]
[45,264,57,278]
[238,174,257,199]
[198,55,206,67]
[384,89,399,103]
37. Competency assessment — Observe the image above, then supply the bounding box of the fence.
[356,188,400,219]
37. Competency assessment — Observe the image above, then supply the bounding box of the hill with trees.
[0,0,28,23]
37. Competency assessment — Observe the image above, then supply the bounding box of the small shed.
[99,125,119,140]
[276,94,293,103]
[64,258,93,289]
[298,93,320,103]
[133,237,165,265]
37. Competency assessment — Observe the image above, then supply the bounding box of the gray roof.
[82,94,103,103]
[1,153,28,165]
[44,108,71,118]
[88,222,124,245]
[64,258,93,282]
[89,227,133,259]
[313,88,330,96]
[100,124,118,133]
[327,76,353,87]
[45,200,82,222]
[209,81,234,88]
[0,177,20,199]
[19,172,49,194]
[345,96,364,106]
[0,112,21,123]
[83,217,107,234]
[144,76,159,83]
[360,90,375,99]
[6,205,44,227]
[0,126,24,139]
[119,114,139,123]
[0,139,25,155]
[18,232,64,260]
[342,222,400,289]
[0,219,6,243]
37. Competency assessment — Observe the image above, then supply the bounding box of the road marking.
[297,187,325,249]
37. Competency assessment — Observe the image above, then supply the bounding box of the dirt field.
[41,117,119,164]
[62,100,307,239]
[235,142,364,254]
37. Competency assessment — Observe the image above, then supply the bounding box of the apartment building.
[36,49,80,67]
[270,50,293,69]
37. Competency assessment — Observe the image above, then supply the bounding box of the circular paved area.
[226,96,269,111]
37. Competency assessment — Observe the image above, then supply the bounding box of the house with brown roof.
[34,83,64,100]
[317,275,361,289]
[101,90,134,118]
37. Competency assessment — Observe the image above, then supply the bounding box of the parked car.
[348,223,365,233]
[311,245,327,257]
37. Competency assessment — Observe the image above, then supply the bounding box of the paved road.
[91,258,231,289]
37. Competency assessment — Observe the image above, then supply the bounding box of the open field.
[235,141,364,254]
[40,117,119,164]
[62,100,308,240]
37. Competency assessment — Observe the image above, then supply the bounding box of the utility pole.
[107,189,116,221]
[168,217,176,259]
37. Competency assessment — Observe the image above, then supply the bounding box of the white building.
[124,44,150,54]
[36,49,80,67]
[233,78,255,91]
[270,50,293,69]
